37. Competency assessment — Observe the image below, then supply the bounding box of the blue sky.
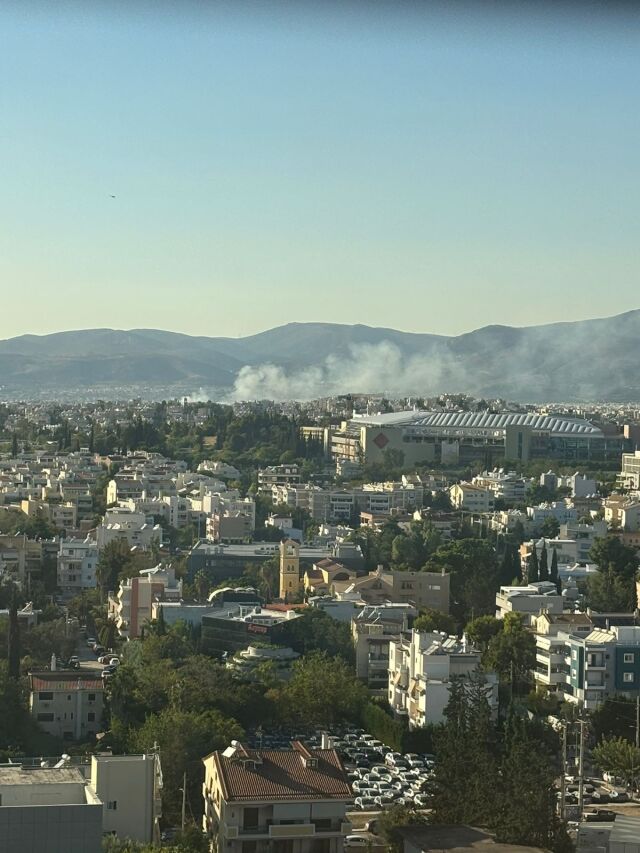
[1,1,638,339]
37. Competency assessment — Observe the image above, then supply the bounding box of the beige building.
[352,604,416,693]
[303,559,356,596]
[108,565,182,639]
[334,566,450,614]
[90,753,163,844]
[449,483,495,513]
[202,740,352,853]
[618,451,640,491]
[29,671,104,741]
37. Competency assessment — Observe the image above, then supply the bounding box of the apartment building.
[533,625,640,711]
[526,501,578,529]
[618,451,640,491]
[96,507,163,551]
[304,560,356,596]
[29,671,104,741]
[258,464,302,491]
[388,630,498,727]
[0,765,103,853]
[337,566,450,614]
[352,604,416,693]
[495,582,563,622]
[202,740,352,853]
[57,538,99,595]
[90,753,163,843]
[108,565,182,639]
[449,483,495,513]
[471,470,528,503]
[208,511,254,544]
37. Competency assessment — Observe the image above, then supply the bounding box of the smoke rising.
[227,341,461,401]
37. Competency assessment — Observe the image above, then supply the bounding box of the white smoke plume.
[227,341,460,402]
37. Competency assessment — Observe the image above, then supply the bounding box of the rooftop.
[352,410,603,436]
[208,742,351,802]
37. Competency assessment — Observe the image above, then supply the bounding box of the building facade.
[202,740,352,853]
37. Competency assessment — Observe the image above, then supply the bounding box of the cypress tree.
[7,591,21,679]
[550,549,561,594]
[11,432,18,457]
[539,542,549,581]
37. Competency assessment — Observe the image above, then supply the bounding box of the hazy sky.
[1,1,639,339]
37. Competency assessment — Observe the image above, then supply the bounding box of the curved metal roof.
[358,411,603,436]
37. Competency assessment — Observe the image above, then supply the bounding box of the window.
[624,672,635,683]
[107,801,118,810]
[67,695,72,701]
[38,692,54,701]
[624,653,635,664]
[37,713,54,722]
[88,693,96,701]
[243,808,259,829]
[88,712,95,722]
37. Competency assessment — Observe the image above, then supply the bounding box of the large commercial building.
[331,411,623,467]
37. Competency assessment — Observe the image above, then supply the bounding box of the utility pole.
[578,719,586,815]
[636,695,639,749]
[560,722,568,820]
[181,770,187,832]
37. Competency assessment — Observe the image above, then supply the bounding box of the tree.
[541,516,560,539]
[550,549,560,594]
[98,620,118,651]
[591,697,638,744]
[7,592,20,679]
[431,672,499,826]
[465,615,502,654]
[424,539,499,625]
[377,804,425,853]
[593,736,640,789]
[539,542,549,581]
[128,706,243,823]
[591,536,639,579]
[11,432,18,457]
[413,609,456,635]
[494,712,559,847]
[484,613,535,694]
[275,651,367,728]
[96,539,135,596]
[586,567,636,613]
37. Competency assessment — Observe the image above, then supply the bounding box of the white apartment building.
[96,507,163,552]
[388,630,498,728]
[57,538,99,594]
[29,671,104,741]
[526,501,578,528]
[495,581,563,622]
[202,740,352,853]
[472,469,528,503]
[0,765,103,853]
[449,483,495,513]
[108,565,182,639]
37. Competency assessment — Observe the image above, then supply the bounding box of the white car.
[345,835,369,847]
[354,797,376,811]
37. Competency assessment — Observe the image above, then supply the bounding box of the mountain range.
[1,310,639,401]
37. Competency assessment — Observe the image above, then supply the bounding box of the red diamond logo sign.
[373,433,389,449]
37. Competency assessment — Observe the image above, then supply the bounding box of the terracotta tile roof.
[210,744,351,802]
[30,672,103,692]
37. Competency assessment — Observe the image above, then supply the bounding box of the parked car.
[86,637,96,647]
[98,654,113,664]
[364,819,379,834]
[374,794,395,808]
[93,645,106,656]
[609,790,629,802]
[584,809,616,822]
[354,797,376,811]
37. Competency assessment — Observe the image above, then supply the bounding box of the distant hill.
[0,310,639,401]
